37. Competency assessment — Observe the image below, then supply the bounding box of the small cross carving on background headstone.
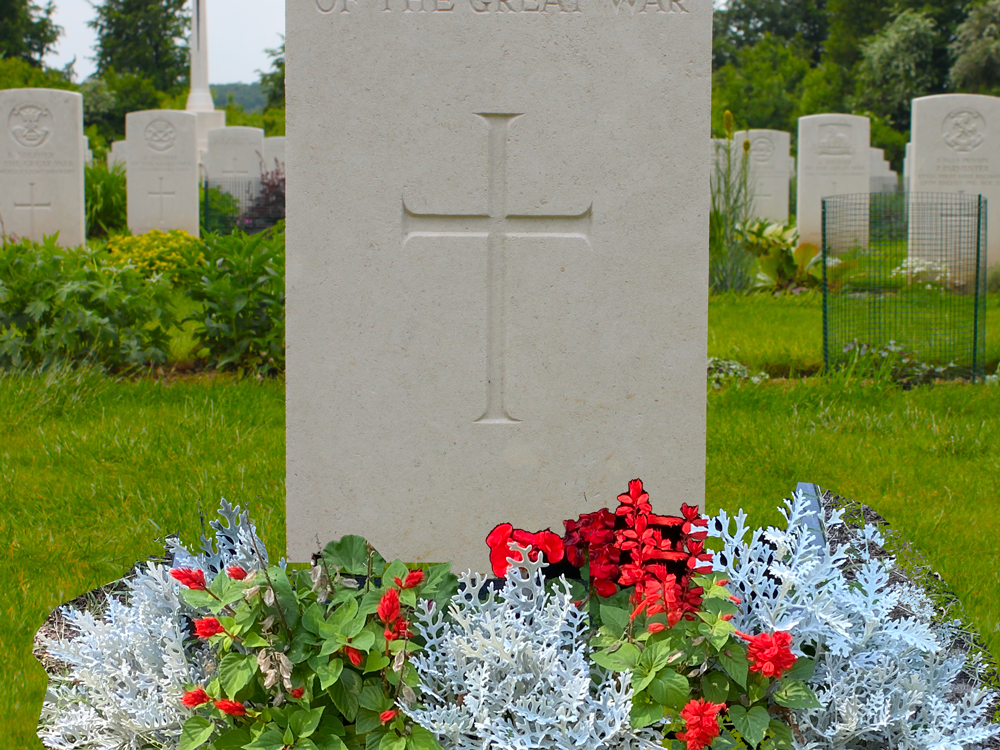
[148,177,176,224]
[403,113,592,424]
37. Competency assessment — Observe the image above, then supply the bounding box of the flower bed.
[34,481,1000,750]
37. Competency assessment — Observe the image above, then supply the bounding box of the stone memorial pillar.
[797,113,871,248]
[0,88,86,247]
[185,0,225,155]
[733,129,791,223]
[286,0,712,571]
[125,110,200,236]
[911,94,1000,267]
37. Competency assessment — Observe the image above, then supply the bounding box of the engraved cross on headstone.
[13,182,51,239]
[149,177,175,223]
[402,113,592,424]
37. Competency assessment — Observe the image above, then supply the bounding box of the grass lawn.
[3,294,1000,746]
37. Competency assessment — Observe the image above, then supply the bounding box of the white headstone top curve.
[204,126,264,182]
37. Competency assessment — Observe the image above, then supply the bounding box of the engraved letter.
[470,0,490,11]
[540,0,561,11]
[639,0,666,13]
[497,0,517,12]
[610,0,637,14]
[668,0,687,10]
[521,0,539,11]
[436,0,455,9]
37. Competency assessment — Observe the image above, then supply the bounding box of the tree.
[713,0,828,68]
[258,39,284,111]
[852,9,937,129]
[950,0,1000,95]
[0,0,60,66]
[0,57,75,90]
[90,0,189,94]
[823,0,894,70]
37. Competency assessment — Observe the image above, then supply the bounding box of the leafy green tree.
[852,9,937,129]
[0,0,60,66]
[713,0,827,68]
[950,0,1000,94]
[712,35,812,135]
[796,61,852,117]
[81,70,163,143]
[0,57,75,90]
[823,0,894,69]
[90,0,189,94]
[258,39,284,111]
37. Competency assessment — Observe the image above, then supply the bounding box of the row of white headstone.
[0,87,285,244]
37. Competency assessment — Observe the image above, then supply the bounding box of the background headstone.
[204,126,264,182]
[264,136,285,173]
[903,142,913,194]
[869,147,897,193]
[107,139,127,168]
[910,94,1000,267]
[0,88,86,247]
[797,113,871,248]
[82,136,93,167]
[125,110,199,236]
[286,0,713,572]
[733,129,791,223]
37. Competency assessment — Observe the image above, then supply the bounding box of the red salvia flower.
[194,617,225,639]
[170,568,207,591]
[290,687,304,699]
[181,687,210,707]
[380,709,398,724]
[486,524,519,576]
[226,566,248,581]
[394,569,425,589]
[677,699,724,750]
[487,524,565,577]
[377,588,401,624]
[344,646,364,667]
[616,478,652,521]
[214,699,247,717]
[738,630,797,679]
[647,622,667,634]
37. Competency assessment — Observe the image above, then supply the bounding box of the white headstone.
[82,136,93,166]
[797,113,871,248]
[263,136,285,173]
[903,142,913,193]
[125,110,200,236]
[0,88,86,247]
[733,129,791,223]
[107,139,127,169]
[869,147,896,192]
[910,94,1000,266]
[286,0,712,571]
[204,126,264,181]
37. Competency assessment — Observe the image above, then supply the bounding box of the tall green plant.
[709,110,755,293]
[85,160,128,238]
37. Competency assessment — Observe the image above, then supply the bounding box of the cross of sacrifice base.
[402,113,592,424]
[13,182,52,239]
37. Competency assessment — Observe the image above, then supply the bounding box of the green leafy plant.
[84,161,128,239]
[105,229,205,283]
[173,536,457,750]
[182,227,285,376]
[710,111,755,293]
[0,235,176,369]
[740,220,820,293]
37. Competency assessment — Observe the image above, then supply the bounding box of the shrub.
[105,229,205,284]
[84,161,128,238]
[0,235,176,369]
[710,111,755,294]
[739,219,820,293]
[183,227,285,375]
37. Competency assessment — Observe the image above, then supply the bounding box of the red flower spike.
[616,479,652,520]
[181,687,211,708]
[677,699,724,750]
[380,709,398,724]
[394,569,425,589]
[377,588,401,624]
[170,568,207,591]
[226,566,248,581]
[214,699,247,717]
[344,646,364,667]
[290,687,304,699]
[741,630,797,679]
[647,622,667,634]
[194,617,225,639]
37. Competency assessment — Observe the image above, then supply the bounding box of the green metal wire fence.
[822,193,987,381]
[201,174,285,236]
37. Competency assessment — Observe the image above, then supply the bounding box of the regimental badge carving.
[942,109,985,153]
[750,136,774,163]
[144,119,177,152]
[818,124,854,156]
[8,104,53,148]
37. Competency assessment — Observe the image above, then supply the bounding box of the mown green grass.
[708,291,1000,377]
[5,295,1000,745]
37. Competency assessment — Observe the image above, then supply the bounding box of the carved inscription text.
[316,0,687,13]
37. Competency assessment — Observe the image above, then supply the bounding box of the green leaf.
[359,684,393,712]
[311,730,349,750]
[599,605,631,638]
[379,734,407,750]
[323,536,386,576]
[351,630,376,652]
[180,588,218,610]
[717,645,749,689]
[317,657,345,690]
[646,668,689,709]
[326,598,359,637]
[330,668,361,721]
[290,707,325,738]
[728,705,771,748]
[767,720,795,750]
[590,642,640,672]
[710,730,740,749]
[355,707,384,735]
[244,728,285,750]
[783,656,816,682]
[701,671,730,703]
[773,679,822,709]
[180,716,216,750]
[629,699,663,729]
[242,631,269,648]
[218,652,257,697]
[209,728,250,750]
[365,651,391,673]
[406,726,443,750]
[304,603,328,635]
[268,566,300,629]
[383,560,409,587]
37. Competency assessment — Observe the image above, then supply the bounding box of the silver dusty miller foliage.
[37,499,270,750]
[708,490,999,750]
[407,545,638,750]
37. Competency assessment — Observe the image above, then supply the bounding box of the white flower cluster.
[708,490,999,750]
[890,257,953,289]
[407,547,636,750]
[37,564,205,750]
